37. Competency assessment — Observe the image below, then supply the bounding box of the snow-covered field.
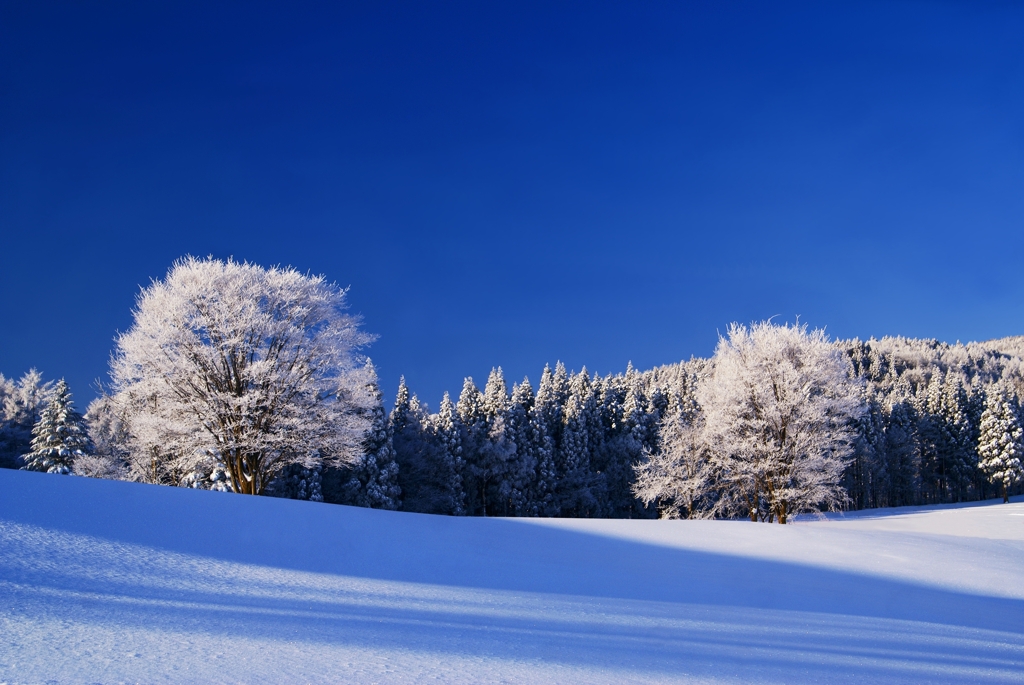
[1,469,1022,684]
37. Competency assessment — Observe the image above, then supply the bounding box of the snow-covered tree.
[0,369,53,469]
[633,390,719,519]
[335,361,401,509]
[78,391,130,480]
[506,378,538,516]
[698,321,865,523]
[456,376,491,515]
[556,368,599,516]
[391,378,459,514]
[882,385,921,508]
[475,367,517,515]
[108,257,375,494]
[433,391,467,515]
[22,379,92,475]
[977,387,1024,503]
[530,364,563,516]
[264,462,322,500]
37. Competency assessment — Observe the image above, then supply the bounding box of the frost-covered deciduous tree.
[22,379,92,475]
[977,387,1024,503]
[633,382,721,519]
[109,257,375,494]
[698,321,865,523]
[79,391,131,480]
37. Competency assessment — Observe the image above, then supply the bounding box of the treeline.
[5,334,1024,516]
[307,334,1024,514]
[843,336,1024,507]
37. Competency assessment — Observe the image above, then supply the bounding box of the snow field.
[1,468,1023,684]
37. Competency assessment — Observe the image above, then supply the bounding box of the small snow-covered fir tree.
[977,387,1024,503]
[22,379,92,475]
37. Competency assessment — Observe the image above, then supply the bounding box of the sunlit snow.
[1,469,1022,684]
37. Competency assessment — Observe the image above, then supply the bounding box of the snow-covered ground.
[1,469,1022,684]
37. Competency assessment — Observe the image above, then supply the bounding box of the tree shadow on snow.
[2,469,1024,682]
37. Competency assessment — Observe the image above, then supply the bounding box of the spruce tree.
[507,378,538,515]
[592,372,648,518]
[977,388,1024,503]
[883,382,922,507]
[940,373,976,502]
[556,368,599,517]
[391,378,437,513]
[479,367,516,515]
[919,372,947,502]
[531,365,561,516]
[22,379,92,475]
[457,376,491,515]
[434,392,467,515]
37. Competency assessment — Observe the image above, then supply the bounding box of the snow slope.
[1,469,1023,684]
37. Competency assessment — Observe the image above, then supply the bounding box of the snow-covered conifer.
[556,368,599,516]
[22,380,92,475]
[434,392,467,515]
[882,380,922,507]
[530,365,562,516]
[0,369,53,469]
[506,378,538,515]
[918,372,948,502]
[977,387,1024,503]
[941,373,977,501]
[391,377,430,511]
[476,367,517,515]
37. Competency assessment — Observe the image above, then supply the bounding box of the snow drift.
[1,468,1023,683]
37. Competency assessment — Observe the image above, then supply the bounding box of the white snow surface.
[1,469,1023,684]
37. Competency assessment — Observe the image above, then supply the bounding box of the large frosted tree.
[698,321,865,523]
[22,379,92,475]
[109,257,375,494]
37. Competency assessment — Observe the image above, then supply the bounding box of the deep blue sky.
[2,1,1023,409]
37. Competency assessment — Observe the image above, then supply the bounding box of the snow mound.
[1,469,1023,684]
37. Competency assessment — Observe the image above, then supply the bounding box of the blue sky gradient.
[2,1,1022,408]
